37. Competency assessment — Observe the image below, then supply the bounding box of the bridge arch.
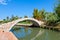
[9,18,44,31]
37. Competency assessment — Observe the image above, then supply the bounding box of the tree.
[10,15,19,21]
[15,16,19,19]
[33,9,45,20]
[24,16,28,18]
[3,19,6,21]
[24,16,28,22]
[3,16,10,23]
[3,19,7,23]
[54,0,60,17]
[0,20,3,24]
[19,17,22,19]
[45,13,58,26]
[38,9,45,20]
[10,15,15,21]
[33,9,39,19]
[6,16,10,22]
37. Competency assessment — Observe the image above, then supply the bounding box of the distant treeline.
[0,15,28,24]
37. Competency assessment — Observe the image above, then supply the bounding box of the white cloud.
[0,0,11,5]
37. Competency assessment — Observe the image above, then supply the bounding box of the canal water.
[10,26,60,40]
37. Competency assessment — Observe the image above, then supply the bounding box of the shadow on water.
[29,24,60,32]
[29,24,40,28]
[40,26,60,32]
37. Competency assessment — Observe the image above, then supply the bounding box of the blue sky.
[0,0,57,20]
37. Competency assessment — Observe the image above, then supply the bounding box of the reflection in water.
[11,27,32,38]
[10,26,60,40]
[31,30,44,40]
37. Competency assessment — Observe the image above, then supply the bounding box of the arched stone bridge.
[0,18,44,31]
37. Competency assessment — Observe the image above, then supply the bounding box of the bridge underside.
[13,20,40,28]
[14,23,40,28]
[29,24,40,28]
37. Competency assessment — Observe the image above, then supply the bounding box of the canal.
[10,26,60,40]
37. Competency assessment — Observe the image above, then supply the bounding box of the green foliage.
[3,19,8,23]
[45,12,59,25]
[54,0,60,17]
[24,16,28,18]
[45,13,58,21]
[0,20,3,24]
[10,15,19,21]
[33,9,45,20]
[38,9,45,20]
[33,9,38,19]
[2,15,19,23]
[33,8,59,26]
